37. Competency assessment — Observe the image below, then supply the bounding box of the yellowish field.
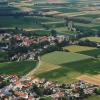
[24,28,44,32]
[77,74,100,85]
[81,37,100,43]
[43,11,62,15]
[55,12,86,17]
[34,61,61,75]
[55,10,100,17]
[19,7,33,11]
[63,45,97,52]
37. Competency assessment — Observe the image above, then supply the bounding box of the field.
[0,16,61,29]
[77,75,100,85]
[0,61,37,76]
[79,48,100,57]
[34,51,100,83]
[0,52,8,62]
[63,45,97,52]
[81,37,100,43]
[85,95,100,100]
[41,51,92,64]
[55,27,78,34]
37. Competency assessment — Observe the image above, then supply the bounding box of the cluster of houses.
[15,34,66,46]
[0,31,100,62]
[0,74,99,100]
[0,32,67,47]
[0,32,67,61]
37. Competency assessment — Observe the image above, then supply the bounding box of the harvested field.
[77,75,100,85]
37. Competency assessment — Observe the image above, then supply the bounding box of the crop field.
[0,52,8,62]
[41,51,92,65]
[55,27,78,34]
[85,95,100,100]
[63,45,97,52]
[0,61,37,76]
[81,37,100,43]
[0,16,61,28]
[35,57,100,83]
[33,51,100,83]
[79,48,100,57]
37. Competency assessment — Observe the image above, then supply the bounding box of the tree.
[51,30,57,37]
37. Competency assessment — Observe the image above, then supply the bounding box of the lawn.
[63,45,97,52]
[0,61,37,76]
[81,37,100,43]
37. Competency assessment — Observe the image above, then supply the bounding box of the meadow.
[81,37,100,43]
[63,45,97,52]
[34,51,100,83]
[79,48,100,57]
[41,51,92,64]
[0,16,61,29]
[0,60,37,76]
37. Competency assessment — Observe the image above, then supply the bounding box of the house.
[14,91,28,99]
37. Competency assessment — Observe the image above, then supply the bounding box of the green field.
[63,45,97,52]
[81,37,100,43]
[0,61,37,76]
[0,16,61,28]
[0,52,8,62]
[35,58,100,83]
[55,27,78,34]
[41,51,92,64]
[40,96,52,100]
[34,51,100,83]
[79,48,100,57]
[85,95,100,100]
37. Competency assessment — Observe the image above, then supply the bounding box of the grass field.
[85,95,100,100]
[79,48,100,57]
[0,61,37,76]
[63,45,97,52]
[35,58,100,83]
[55,27,78,34]
[0,16,61,28]
[33,51,100,83]
[81,37,100,43]
[41,51,92,64]
[0,52,8,62]
[41,96,52,100]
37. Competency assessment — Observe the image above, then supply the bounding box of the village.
[0,74,100,100]
[0,28,100,63]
